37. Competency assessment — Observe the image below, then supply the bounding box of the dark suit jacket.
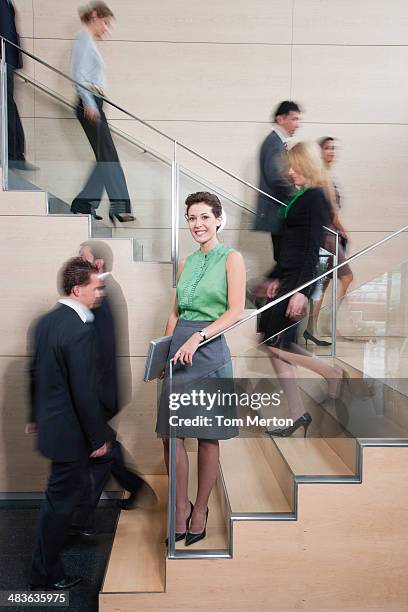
[92,295,119,421]
[269,188,331,297]
[30,304,107,462]
[0,0,22,69]
[255,130,293,233]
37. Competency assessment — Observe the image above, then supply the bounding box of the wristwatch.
[198,330,207,342]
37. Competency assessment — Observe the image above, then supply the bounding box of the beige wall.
[12,0,408,235]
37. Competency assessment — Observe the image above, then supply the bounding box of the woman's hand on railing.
[172,333,201,366]
[84,105,100,123]
[266,279,281,299]
[286,292,307,320]
[25,422,38,435]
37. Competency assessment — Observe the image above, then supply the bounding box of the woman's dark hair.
[79,1,114,23]
[318,136,335,148]
[60,257,98,296]
[185,192,223,219]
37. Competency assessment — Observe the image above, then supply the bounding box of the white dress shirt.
[58,298,95,323]
[273,125,290,148]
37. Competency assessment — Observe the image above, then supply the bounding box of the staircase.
[2,40,408,612]
[99,438,408,611]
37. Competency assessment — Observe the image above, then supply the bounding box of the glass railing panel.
[166,230,408,553]
[334,231,408,341]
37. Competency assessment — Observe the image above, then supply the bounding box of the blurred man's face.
[74,273,104,309]
[277,111,301,137]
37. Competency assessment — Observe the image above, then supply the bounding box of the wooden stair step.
[176,451,229,551]
[101,475,167,594]
[220,437,293,514]
[273,438,354,477]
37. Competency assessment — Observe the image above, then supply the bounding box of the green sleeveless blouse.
[177,243,234,321]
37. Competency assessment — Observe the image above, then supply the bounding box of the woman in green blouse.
[156,191,246,546]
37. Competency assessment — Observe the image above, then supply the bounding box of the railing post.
[331,232,338,357]
[0,37,9,190]
[171,141,180,287]
[167,359,176,558]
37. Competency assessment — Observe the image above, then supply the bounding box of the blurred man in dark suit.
[29,258,110,591]
[0,0,26,164]
[255,100,301,266]
[79,241,153,511]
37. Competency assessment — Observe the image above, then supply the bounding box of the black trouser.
[110,440,144,493]
[73,96,131,215]
[72,441,143,530]
[30,457,90,586]
[7,65,25,161]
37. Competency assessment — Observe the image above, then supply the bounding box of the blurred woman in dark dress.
[260,143,346,437]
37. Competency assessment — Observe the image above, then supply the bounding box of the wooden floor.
[101,475,167,594]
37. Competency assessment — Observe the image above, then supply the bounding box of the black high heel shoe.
[71,206,103,221]
[266,412,312,438]
[185,508,209,547]
[303,330,331,347]
[109,213,135,226]
[166,501,194,544]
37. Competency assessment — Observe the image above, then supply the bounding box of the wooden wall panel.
[0,355,165,492]
[293,0,408,45]
[32,39,292,122]
[32,0,293,44]
[292,45,408,124]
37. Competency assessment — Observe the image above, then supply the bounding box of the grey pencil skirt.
[155,319,238,440]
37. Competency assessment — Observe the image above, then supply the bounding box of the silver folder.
[143,335,172,382]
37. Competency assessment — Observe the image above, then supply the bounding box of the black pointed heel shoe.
[303,330,331,347]
[266,412,312,438]
[185,508,209,547]
[109,213,135,226]
[166,501,194,544]
[71,205,102,220]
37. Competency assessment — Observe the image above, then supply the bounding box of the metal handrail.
[0,35,282,207]
[15,70,259,218]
